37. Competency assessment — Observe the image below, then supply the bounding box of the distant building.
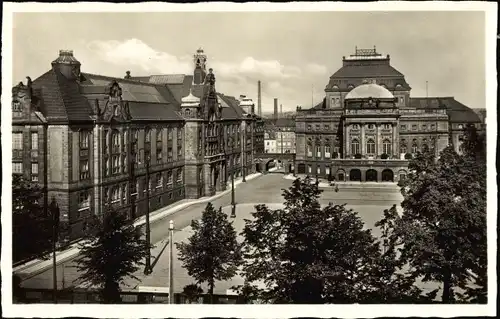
[295,47,483,182]
[263,118,295,154]
[12,48,264,241]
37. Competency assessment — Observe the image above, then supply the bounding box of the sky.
[12,11,486,113]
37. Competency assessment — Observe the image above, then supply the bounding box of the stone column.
[392,123,398,158]
[376,123,382,158]
[345,123,350,158]
[360,123,365,157]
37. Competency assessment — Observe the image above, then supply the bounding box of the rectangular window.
[317,166,321,174]
[31,132,39,150]
[324,125,330,131]
[119,184,125,203]
[13,133,23,150]
[177,145,183,158]
[177,168,183,182]
[326,166,331,176]
[111,187,120,204]
[325,145,331,158]
[31,162,39,181]
[78,190,91,211]
[157,146,163,161]
[315,124,320,130]
[168,128,173,141]
[112,155,120,174]
[308,165,312,174]
[422,124,427,131]
[307,145,312,157]
[80,159,90,180]
[411,124,417,131]
[177,128,183,140]
[401,125,407,131]
[307,125,312,131]
[167,171,173,186]
[80,131,90,149]
[431,124,436,130]
[13,162,23,174]
[316,145,321,158]
[156,173,163,188]
[168,147,173,159]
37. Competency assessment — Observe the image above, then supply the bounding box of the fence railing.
[14,287,246,304]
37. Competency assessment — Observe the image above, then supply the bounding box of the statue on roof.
[205,68,215,86]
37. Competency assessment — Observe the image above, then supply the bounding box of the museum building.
[12,48,264,241]
[295,47,483,183]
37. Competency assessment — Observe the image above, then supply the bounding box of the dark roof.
[312,98,327,110]
[128,101,182,121]
[275,118,295,127]
[331,63,404,78]
[409,97,481,123]
[217,94,244,120]
[31,69,93,122]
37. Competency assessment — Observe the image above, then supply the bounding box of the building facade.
[295,47,483,182]
[12,48,264,241]
[263,118,296,154]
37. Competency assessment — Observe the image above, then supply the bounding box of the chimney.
[258,81,262,117]
[280,104,283,118]
[274,98,278,121]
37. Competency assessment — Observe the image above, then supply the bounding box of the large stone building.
[12,48,264,241]
[295,47,483,182]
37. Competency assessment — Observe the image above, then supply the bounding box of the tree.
[12,174,52,262]
[182,284,203,304]
[176,203,242,303]
[238,177,429,304]
[75,211,151,303]
[383,138,486,303]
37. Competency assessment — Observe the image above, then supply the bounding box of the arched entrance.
[265,160,274,171]
[381,169,394,182]
[255,163,262,173]
[349,169,361,181]
[297,163,306,174]
[366,169,378,182]
[336,169,346,182]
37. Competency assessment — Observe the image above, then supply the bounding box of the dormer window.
[332,85,339,89]
[185,109,191,117]
[348,84,354,90]
[396,84,403,89]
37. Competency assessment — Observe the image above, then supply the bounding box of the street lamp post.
[49,197,60,303]
[144,153,152,275]
[231,171,236,218]
[168,220,175,304]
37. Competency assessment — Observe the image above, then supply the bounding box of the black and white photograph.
[1,2,497,318]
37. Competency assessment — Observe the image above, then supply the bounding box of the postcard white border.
[2,1,497,318]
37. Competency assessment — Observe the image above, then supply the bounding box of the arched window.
[366,139,376,155]
[351,139,360,155]
[111,130,120,148]
[383,139,392,155]
[307,142,313,157]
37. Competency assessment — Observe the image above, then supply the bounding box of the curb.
[14,172,263,278]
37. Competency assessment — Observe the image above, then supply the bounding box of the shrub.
[381,153,389,159]
[404,153,413,160]
[354,153,362,159]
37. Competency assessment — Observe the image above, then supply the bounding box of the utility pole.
[231,170,236,218]
[168,220,175,304]
[144,153,152,275]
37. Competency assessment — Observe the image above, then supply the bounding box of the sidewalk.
[284,174,399,189]
[13,172,263,277]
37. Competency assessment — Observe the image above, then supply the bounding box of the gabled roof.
[31,69,93,122]
[409,97,481,123]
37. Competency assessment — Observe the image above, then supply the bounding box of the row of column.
[345,122,398,157]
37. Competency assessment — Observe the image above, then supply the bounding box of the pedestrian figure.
[335,185,339,193]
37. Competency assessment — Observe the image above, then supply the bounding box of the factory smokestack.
[274,98,278,121]
[257,80,262,117]
[280,104,282,118]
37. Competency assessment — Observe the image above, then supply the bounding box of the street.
[20,173,404,290]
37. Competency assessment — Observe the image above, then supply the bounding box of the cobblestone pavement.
[20,173,407,292]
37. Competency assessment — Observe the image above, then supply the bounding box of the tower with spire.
[193,47,207,85]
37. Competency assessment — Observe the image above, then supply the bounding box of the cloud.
[85,38,328,112]
[305,63,328,75]
[87,38,192,74]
